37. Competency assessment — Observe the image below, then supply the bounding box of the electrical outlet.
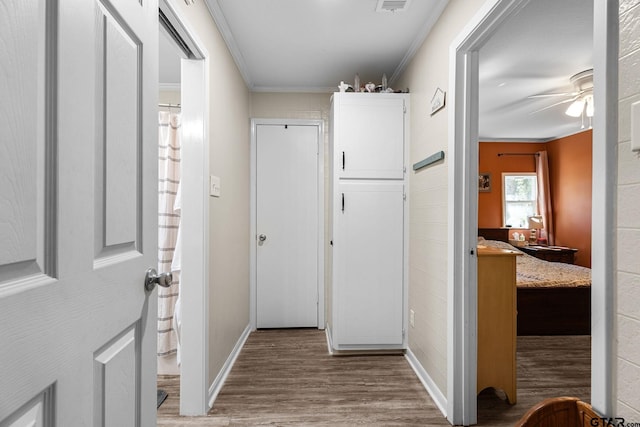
[409,309,415,327]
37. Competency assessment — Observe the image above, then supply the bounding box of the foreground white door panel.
[0,0,158,425]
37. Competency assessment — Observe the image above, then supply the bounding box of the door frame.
[250,118,325,330]
[158,0,211,416]
[447,0,617,424]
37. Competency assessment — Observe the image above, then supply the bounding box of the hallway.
[157,330,590,426]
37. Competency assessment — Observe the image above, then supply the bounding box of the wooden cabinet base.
[477,247,519,404]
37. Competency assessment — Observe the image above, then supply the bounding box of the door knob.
[145,268,172,292]
[258,234,267,242]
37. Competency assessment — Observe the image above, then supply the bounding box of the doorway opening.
[157,11,184,379]
[475,0,594,422]
[157,0,211,416]
[448,0,616,425]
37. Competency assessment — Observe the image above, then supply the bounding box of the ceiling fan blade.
[527,91,579,98]
[529,97,577,115]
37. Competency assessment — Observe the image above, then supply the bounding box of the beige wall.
[395,0,486,395]
[617,0,640,420]
[250,92,333,323]
[250,92,331,121]
[159,89,181,105]
[167,0,251,386]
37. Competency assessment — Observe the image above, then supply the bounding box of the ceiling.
[160,0,594,141]
[206,0,449,92]
[478,0,593,140]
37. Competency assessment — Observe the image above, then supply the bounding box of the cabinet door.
[334,182,405,346]
[336,95,405,179]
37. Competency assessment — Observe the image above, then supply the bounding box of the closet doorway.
[158,0,210,416]
[254,122,321,329]
[250,119,325,331]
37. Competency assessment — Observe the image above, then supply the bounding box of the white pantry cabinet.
[328,92,409,351]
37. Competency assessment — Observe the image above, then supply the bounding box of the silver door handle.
[258,234,267,242]
[145,268,172,291]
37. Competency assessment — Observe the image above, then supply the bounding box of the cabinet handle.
[341,193,345,212]
[342,151,345,170]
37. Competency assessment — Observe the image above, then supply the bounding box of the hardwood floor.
[157,330,590,426]
[477,335,590,426]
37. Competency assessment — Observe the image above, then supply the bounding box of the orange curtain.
[536,151,554,245]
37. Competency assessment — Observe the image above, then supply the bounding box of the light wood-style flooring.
[157,329,590,426]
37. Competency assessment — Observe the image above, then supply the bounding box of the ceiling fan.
[529,69,594,121]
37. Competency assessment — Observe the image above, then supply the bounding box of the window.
[502,173,537,228]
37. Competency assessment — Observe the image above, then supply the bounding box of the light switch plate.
[632,101,640,152]
[210,175,221,197]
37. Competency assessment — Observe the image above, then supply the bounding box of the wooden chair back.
[515,397,603,427]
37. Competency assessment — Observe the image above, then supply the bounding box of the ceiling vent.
[376,0,411,13]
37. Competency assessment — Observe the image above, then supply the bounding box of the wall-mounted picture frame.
[479,173,491,192]
[430,87,446,116]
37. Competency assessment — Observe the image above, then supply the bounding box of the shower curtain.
[157,111,182,359]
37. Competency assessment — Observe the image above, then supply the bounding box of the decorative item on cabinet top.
[340,81,402,93]
[339,73,408,93]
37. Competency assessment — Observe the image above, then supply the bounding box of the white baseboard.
[207,324,252,409]
[405,348,448,418]
[324,324,334,355]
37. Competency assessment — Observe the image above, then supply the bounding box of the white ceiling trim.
[251,85,335,94]
[389,0,449,85]
[204,0,253,89]
[479,137,555,143]
[159,83,182,92]
[479,127,593,143]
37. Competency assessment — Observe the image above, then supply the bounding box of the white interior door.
[256,124,319,328]
[0,0,158,425]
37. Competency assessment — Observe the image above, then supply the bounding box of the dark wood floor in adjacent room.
[157,329,590,426]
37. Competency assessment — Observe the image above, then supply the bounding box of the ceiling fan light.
[566,99,585,117]
[585,95,594,117]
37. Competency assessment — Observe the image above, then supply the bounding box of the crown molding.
[479,127,593,143]
[204,0,253,89]
[389,0,449,85]
[250,85,335,94]
[478,137,554,143]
